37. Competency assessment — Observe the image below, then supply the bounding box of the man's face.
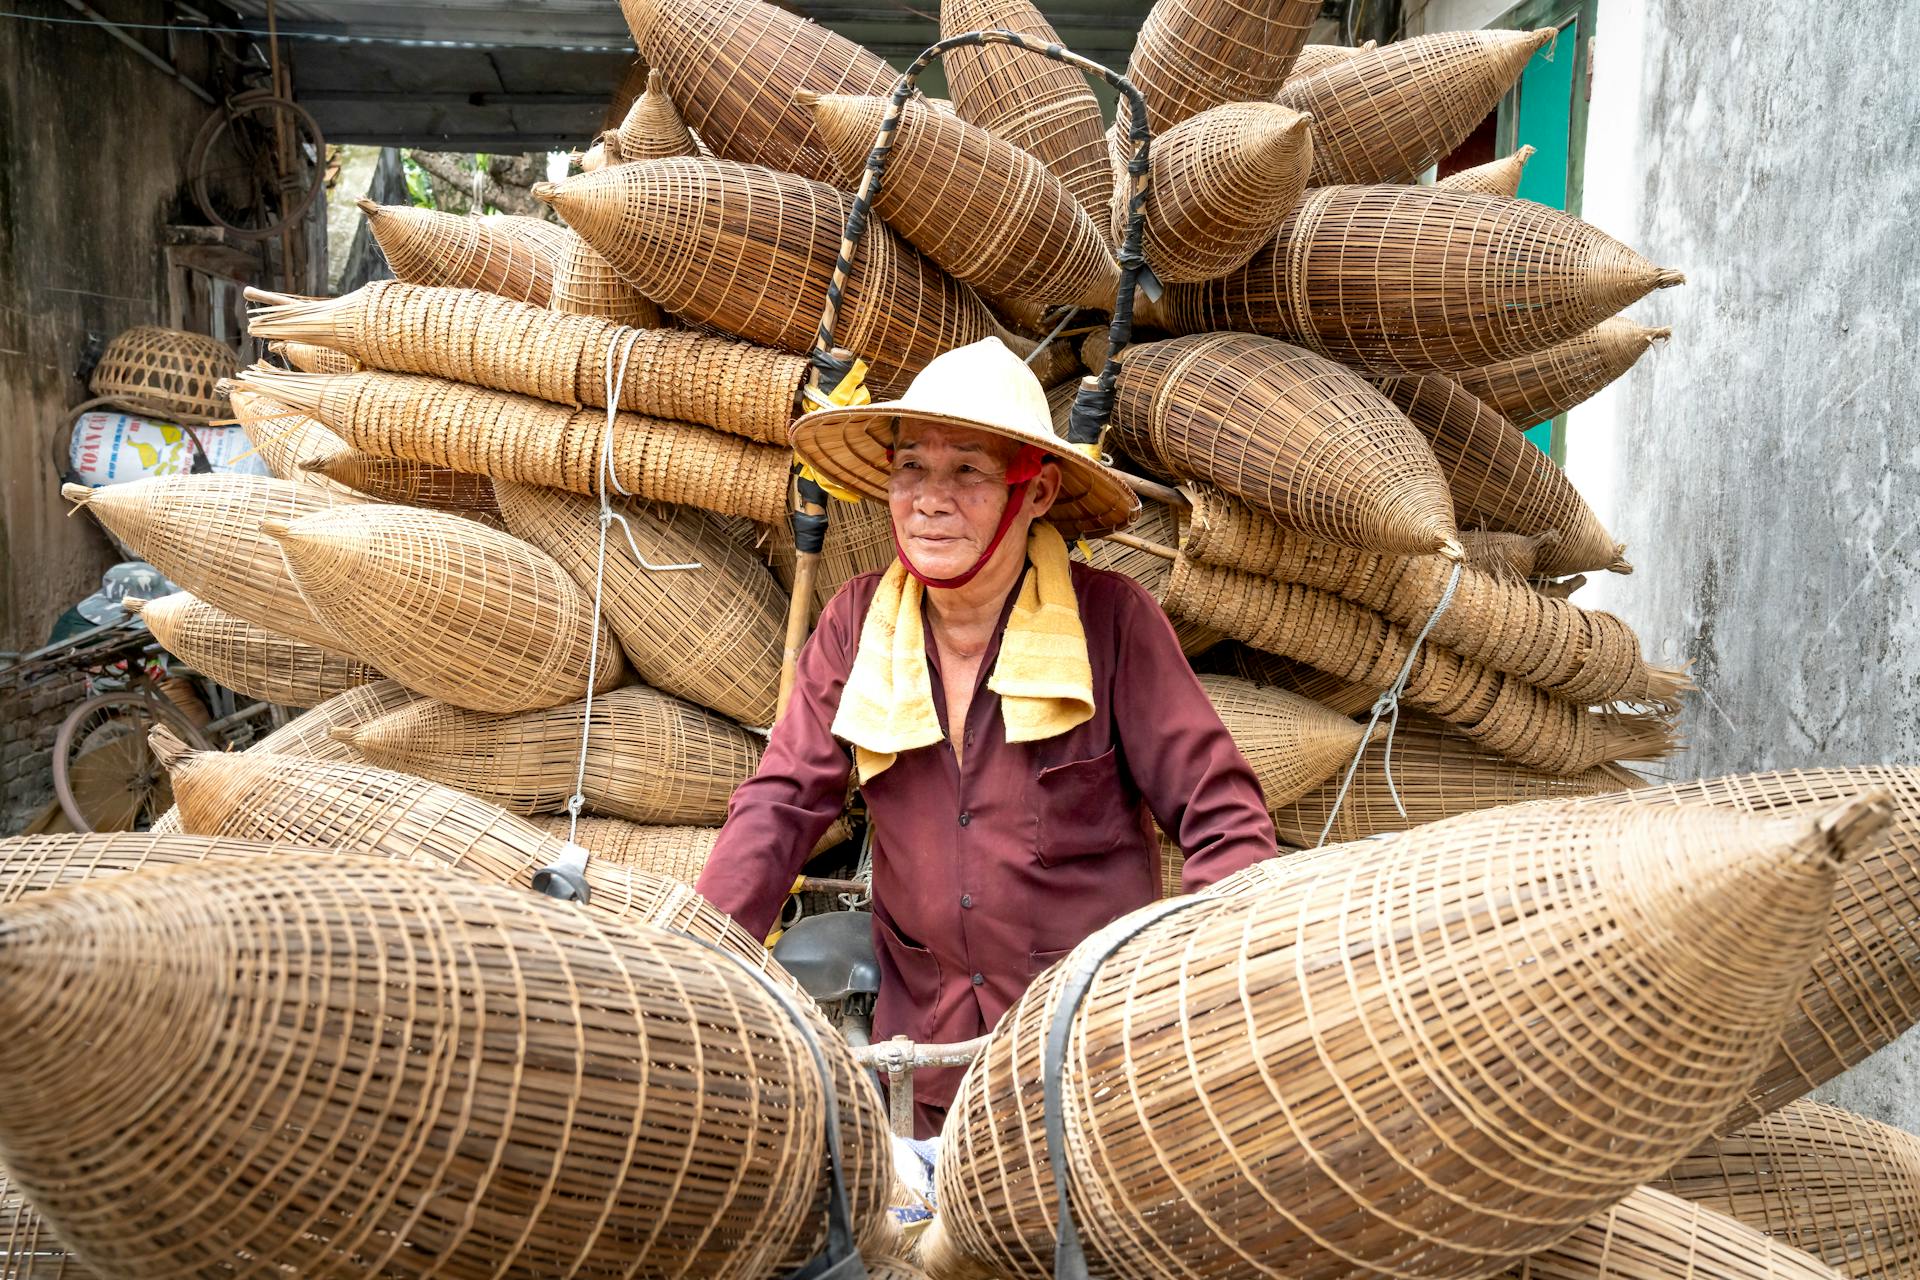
[886,422,1050,581]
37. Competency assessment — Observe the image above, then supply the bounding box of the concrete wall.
[1563,2,1920,1129]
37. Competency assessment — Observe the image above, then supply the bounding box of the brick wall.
[1,667,90,834]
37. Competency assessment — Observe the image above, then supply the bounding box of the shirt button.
[971,972,985,986]
[957,811,972,827]
[960,894,973,909]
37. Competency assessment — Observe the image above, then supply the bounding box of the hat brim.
[789,403,1140,537]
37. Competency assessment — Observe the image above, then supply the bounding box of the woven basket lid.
[790,337,1138,536]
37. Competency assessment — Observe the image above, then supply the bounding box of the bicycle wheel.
[52,692,212,833]
[188,91,327,241]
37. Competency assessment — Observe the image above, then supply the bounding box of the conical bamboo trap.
[939,0,1109,214]
[614,70,701,160]
[494,481,788,726]
[262,503,626,713]
[926,796,1886,1280]
[1110,332,1462,557]
[124,593,380,710]
[1196,673,1377,808]
[358,200,557,304]
[535,157,996,398]
[271,337,362,373]
[0,830,310,903]
[1652,1098,1920,1280]
[1,1161,93,1279]
[1570,766,1920,1130]
[60,473,362,651]
[799,92,1118,313]
[296,441,503,516]
[1078,499,1222,656]
[1454,317,1673,428]
[1180,482,1684,703]
[145,736,897,1258]
[619,0,898,185]
[229,383,360,495]
[0,856,889,1279]
[549,230,665,327]
[1119,0,1321,136]
[1113,102,1313,285]
[1282,40,1372,85]
[1164,556,1678,774]
[88,325,235,423]
[247,678,426,762]
[1379,373,1631,576]
[531,816,719,883]
[1142,184,1685,374]
[1271,712,1640,845]
[1199,640,1381,716]
[246,281,808,446]
[1438,144,1536,198]
[484,212,575,265]
[1459,529,1561,580]
[1512,1187,1847,1280]
[235,365,791,525]
[1276,29,1555,185]
[344,686,763,824]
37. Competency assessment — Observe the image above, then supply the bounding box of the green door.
[1494,0,1595,465]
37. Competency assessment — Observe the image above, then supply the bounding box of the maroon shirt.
[696,560,1276,1123]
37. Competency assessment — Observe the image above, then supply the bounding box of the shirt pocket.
[1026,944,1074,983]
[874,908,943,1012]
[1033,746,1136,867]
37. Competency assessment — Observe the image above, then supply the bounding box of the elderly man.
[696,337,1276,1135]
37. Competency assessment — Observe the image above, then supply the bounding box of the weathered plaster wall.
[1566,1,1920,1129]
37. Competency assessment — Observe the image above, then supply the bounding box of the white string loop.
[1314,561,1465,848]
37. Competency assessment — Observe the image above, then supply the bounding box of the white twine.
[1313,560,1466,849]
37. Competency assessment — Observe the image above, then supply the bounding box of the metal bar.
[852,1034,992,1071]
[294,89,610,105]
[57,0,216,103]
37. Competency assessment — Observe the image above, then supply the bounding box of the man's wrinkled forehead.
[891,419,1021,463]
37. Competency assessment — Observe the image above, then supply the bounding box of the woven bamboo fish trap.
[1141,184,1685,374]
[297,441,503,516]
[87,325,236,424]
[603,52,651,130]
[619,0,897,185]
[357,200,557,305]
[925,796,1886,1280]
[1199,641,1382,716]
[1513,1187,1847,1280]
[494,482,787,726]
[1271,712,1640,845]
[549,230,665,327]
[763,494,898,622]
[1164,556,1677,774]
[246,281,808,446]
[615,70,701,160]
[801,92,1118,314]
[270,337,362,373]
[1113,102,1313,285]
[1110,332,1461,557]
[1120,0,1321,136]
[532,816,718,882]
[1,1161,94,1278]
[1652,1098,1920,1280]
[123,593,381,710]
[1459,529,1561,579]
[145,737,900,1260]
[60,474,361,651]
[228,383,358,494]
[0,856,891,1278]
[0,831,312,904]
[247,678,425,762]
[1378,374,1630,577]
[939,0,1109,214]
[1454,317,1674,427]
[1438,144,1536,199]
[1281,40,1372,86]
[235,366,792,525]
[1079,500,1221,656]
[484,212,574,265]
[536,158,996,398]
[579,137,611,170]
[1570,767,1920,1130]
[1196,674,1377,809]
[262,503,625,714]
[1276,29,1555,185]
[1180,483,1684,704]
[344,686,763,825]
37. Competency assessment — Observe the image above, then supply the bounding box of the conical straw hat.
[790,337,1139,536]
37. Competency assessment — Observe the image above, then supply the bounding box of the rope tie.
[1314,560,1465,848]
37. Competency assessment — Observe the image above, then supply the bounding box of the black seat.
[772,910,880,1004]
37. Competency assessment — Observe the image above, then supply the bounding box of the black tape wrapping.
[1064,385,1113,449]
